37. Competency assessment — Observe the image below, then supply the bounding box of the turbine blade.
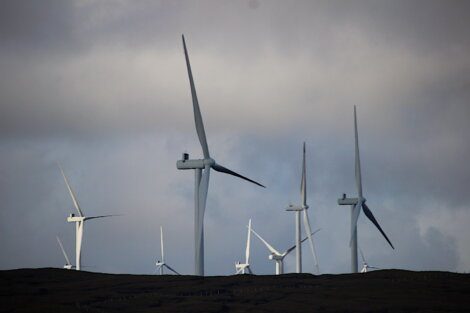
[58,164,84,217]
[235,268,242,275]
[250,228,281,255]
[197,166,210,250]
[247,267,253,274]
[300,229,321,245]
[246,219,252,264]
[350,202,362,247]
[354,106,363,198]
[301,142,307,206]
[302,209,320,273]
[285,229,321,255]
[359,246,366,263]
[56,236,71,265]
[182,35,210,159]
[362,203,395,249]
[212,163,265,188]
[164,264,180,275]
[160,226,164,263]
[369,266,381,269]
[284,243,296,255]
[84,214,120,221]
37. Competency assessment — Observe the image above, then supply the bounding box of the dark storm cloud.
[0,1,79,54]
[1,0,469,138]
[1,1,469,274]
[2,0,469,54]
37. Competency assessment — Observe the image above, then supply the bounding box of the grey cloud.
[0,1,79,55]
[1,0,469,55]
[1,0,470,139]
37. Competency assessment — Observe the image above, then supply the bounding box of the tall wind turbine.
[155,226,180,275]
[56,236,73,270]
[235,219,253,274]
[59,164,117,271]
[286,142,320,274]
[176,35,265,276]
[337,106,394,273]
[251,226,320,275]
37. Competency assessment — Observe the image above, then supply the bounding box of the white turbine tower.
[251,226,320,275]
[286,142,320,274]
[155,226,180,275]
[59,164,117,271]
[359,247,380,273]
[235,219,253,274]
[176,35,265,276]
[338,106,394,273]
[56,236,73,270]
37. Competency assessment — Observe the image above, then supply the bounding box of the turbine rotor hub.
[203,158,216,167]
[270,254,283,261]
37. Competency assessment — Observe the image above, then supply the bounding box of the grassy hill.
[1,268,469,312]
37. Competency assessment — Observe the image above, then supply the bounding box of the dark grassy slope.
[1,269,469,313]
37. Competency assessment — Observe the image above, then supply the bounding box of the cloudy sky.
[1,0,469,275]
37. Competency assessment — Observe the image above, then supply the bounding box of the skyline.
[0,0,469,275]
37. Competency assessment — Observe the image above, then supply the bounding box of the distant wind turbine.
[286,142,320,274]
[176,35,265,276]
[56,236,73,270]
[59,164,117,271]
[235,219,253,274]
[251,225,320,275]
[337,106,394,273]
[359,247,380,273]
[155,226,180,275]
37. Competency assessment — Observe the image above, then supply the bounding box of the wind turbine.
[337,106,394,273]
[286,142,320,274]
[176,35,265,276]
[251,226,320,275]
[56,236,73,270]
[359,247,380,273]
[59,164,117,271]
[155,226,180,275]
[235,219,253,274]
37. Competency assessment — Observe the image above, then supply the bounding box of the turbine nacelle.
[63,264,73,270]
[235,263,248,270]
[285,204,302,211]
[177,158,205,169]
[269,254,284,261]
[176,155,216,170]
[285,204,310,211]
[337,194,364,206]
[67,215,85,223]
